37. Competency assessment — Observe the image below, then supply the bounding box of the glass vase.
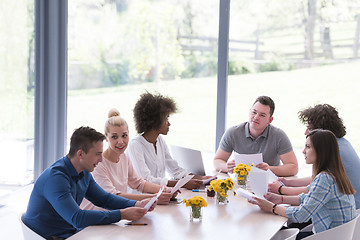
[190,205,202,222]
[216,192,229,205]
[237,173,247,188]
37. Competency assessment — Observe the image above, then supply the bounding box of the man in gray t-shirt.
[214,96,298,177]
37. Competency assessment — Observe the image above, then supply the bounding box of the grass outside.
[68,60,360,159]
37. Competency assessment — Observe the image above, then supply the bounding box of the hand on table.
[248,196,274,214]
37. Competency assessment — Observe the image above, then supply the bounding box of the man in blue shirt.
[24,126,155,239]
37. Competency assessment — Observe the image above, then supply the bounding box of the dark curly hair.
[298,104,346,138]
[133,92,177,134]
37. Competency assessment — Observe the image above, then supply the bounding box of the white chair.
[352,209,360,240]
[20,213,46,240]
[302,214,360,240]
[270,228,300,240]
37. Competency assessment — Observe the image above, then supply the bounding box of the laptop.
[170,145,206,176]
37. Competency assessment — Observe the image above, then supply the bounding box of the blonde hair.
[104,108,128,135]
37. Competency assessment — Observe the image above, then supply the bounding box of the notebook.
[170,145,206,176]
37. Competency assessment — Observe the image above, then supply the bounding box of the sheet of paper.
[202,170,221,185]
[171,174,195,194]
[144,186,164,210]
[234,153,263,166]
[266,169,278,183]
[235,187,257,200]
[248,169,267,199]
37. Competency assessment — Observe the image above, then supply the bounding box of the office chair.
[302,214,360,240]
[20,213,45,240]
[270,228,300,240]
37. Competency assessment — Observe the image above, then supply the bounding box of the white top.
[126,135,188,186]
[80,154,146,210]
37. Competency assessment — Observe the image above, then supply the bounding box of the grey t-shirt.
[219,122,293,166]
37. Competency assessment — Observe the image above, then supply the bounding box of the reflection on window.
[0,0,34,187]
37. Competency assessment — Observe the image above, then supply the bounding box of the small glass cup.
[190,206,202,222]
[216,192,229,205]
[236,174,247,189]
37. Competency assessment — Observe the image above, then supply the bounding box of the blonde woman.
[81,109,175,211]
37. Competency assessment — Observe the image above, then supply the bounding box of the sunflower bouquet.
[183,196,207,221]
[234,163,252,186]
[208,178,236,204]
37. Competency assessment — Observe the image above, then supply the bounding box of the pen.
[125,223,148,226]
[279,181,285,186]
[192,189,206,192]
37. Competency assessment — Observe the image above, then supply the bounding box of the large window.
[68,0,219,152]
[228,1,360,152]
[0,0,35,187]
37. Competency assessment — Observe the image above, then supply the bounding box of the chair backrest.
[20,213,46,240]
[270,228,300,240]
[352,209,360,240]
[303,214,360,240]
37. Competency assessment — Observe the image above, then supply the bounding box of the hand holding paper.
[144,187,164,210]
[171,174,195,194]
[235,187,257,200]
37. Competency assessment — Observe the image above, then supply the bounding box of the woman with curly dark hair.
[127,92,211,190]
[268,104,360,210]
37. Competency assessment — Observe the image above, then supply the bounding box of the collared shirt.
[127,135,188,186]
[24,156,136,239]
[219,122,293,166]
[81,154,147,210]
[286,172,356,233]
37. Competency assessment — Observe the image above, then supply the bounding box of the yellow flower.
[225,178,234,190]
[234,163,251,176]
[183,196,207,208]
[220,191,228,197]
[208,178,236,197]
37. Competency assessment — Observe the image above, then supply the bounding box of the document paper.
[144,186,164,210]
[234,153,263,166]
[171,174,195,194]
[248,168,267,199]
[235,187,257,200]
